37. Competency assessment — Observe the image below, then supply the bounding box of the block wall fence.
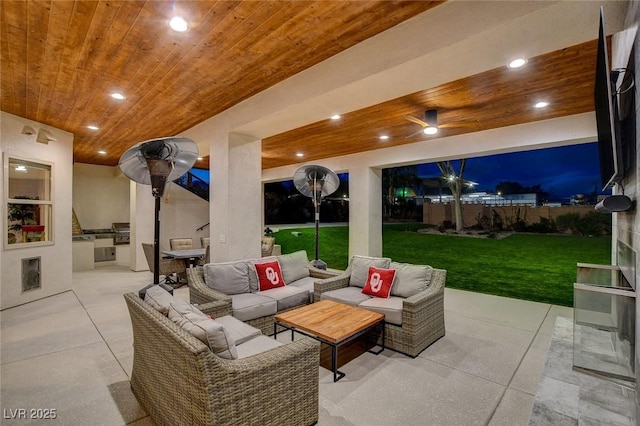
[422,203,598,228]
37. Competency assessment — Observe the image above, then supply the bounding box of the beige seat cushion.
[215,315,262,345]
[231,293,277,322]
[236,335,283,359]
[287,276,317,302]
[259,285,309,311]
[358,297,404,326]
[321,286,371,306]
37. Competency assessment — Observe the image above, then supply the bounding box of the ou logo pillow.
[255,260,286,291]
[362,266,396,298]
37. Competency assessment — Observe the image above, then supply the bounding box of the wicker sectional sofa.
[187,250,337,335]
[124,287,320,426]
[314,255,446,357]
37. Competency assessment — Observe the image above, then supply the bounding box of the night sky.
[192,142,606,203]
[417,142,605,201]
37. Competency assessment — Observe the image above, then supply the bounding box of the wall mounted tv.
[594,7,622,192]
[594,7,636,193]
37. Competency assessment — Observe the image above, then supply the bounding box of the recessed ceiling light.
[379,135,389,140]
[169,16,189,32]
[330,114,341,120]
[87,125,99,130]
[508,58,527,69]
[534,101,549,108]
[15,165,27,172]
[111,92,126,100]
[296,152,304,157]
[98,150,106,155]
[423,127,438,135]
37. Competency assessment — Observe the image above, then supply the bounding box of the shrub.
[527,217,557,233]
[578,212,611,237]
[555,212,581,234]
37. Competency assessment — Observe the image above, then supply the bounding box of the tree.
[496,181,523,194]
[437,160,466,232]
[382,166,418,219]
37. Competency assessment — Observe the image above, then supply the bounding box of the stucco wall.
[1,112,73,309]
[73,163,130,230]
[72,163,209,271]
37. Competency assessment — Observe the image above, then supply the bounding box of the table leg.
[366,321,385,355]
[332,344,346,382]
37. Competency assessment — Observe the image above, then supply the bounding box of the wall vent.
[22,257,41,292]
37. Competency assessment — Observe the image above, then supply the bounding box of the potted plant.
[8,196,36,243]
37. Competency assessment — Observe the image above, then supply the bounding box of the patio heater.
[119,137,198,296]
[293,165,339,270]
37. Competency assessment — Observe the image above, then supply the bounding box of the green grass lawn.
[273,223,611,307]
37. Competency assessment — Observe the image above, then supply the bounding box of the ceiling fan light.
[423,126,438,135]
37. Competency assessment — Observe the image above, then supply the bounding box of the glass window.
[5,156,53,247]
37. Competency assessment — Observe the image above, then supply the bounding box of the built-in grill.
[112,222,130,245]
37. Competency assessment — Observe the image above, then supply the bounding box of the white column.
[348,165,383,258]
[129,181,154,271]
[210,132,262,261]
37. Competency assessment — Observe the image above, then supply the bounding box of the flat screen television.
[594,7,624,192]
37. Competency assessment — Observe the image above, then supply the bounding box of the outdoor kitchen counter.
[72,235,130,271]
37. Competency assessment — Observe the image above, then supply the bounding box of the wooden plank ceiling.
[263,39,598,169]
[1,0,442,168]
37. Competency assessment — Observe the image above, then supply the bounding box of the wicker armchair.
[124,293,320,426]
[261,236,275,257]
[187,265,337,335]
[200,237,211,248]
[196,244,211,266]
[314,267,446,357]
[142,243,187,285]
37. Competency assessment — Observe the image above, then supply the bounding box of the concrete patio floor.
[1,264,574,425]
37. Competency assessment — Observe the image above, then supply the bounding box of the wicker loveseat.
[124,291,320,426]
[314,255,446,357]
[187,250,337,335]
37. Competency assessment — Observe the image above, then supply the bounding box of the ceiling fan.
[404,109,476,136]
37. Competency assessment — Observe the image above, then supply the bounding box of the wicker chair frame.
[187,265,337,335]
[314,268,446,357]
[124,293,320,426]
[142,242,187,285]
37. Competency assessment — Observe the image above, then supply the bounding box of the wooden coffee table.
[274,300,385,382]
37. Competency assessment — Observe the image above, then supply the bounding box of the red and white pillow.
[362,266,396,298]
[254,260,286,291]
